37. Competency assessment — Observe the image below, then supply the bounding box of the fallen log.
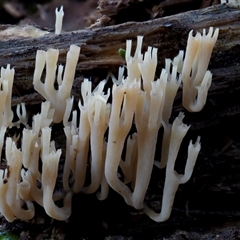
[0,4,239,93]
[0,3,239,130]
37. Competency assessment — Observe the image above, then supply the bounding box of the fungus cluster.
[0,27,218,222]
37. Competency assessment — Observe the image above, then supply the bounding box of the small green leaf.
[118,48,126,59]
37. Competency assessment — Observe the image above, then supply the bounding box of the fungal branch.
[0,27,218,223]
[33,45,80,123]
[181,27,219,112]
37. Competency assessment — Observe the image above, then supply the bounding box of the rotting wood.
[0,4,240,236]
[0,4,239,75]
[0,4,240,129]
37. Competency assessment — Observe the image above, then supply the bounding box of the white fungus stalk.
[71,123,89,194]
[14,103,28,128]
[132,76,166,209]
[63,125,78,191]
[182,27,219,112]
[155,57,182,169]
[58,45,80,103]
[125,36,143,81]
[55,6,64,34]
[5,138,35,220]
[0,126,6,160]
[18,169,32,201]
[82,92,110,194]
[120,133,138,184]
[0,170,14,222]
[96,142,109,200]
[105,80,140,206]
[1,65,14,127]
[0,79,8,127]
[62,98,78,191]
[33,45,80,123]
[63,97,74,127]
[21,142,43,206]
[138,46,158,95]
[144,113,201,222]
[70,80,92,193]
[162,58,182,123]
[42,150,72,220]
[22,129,36,169]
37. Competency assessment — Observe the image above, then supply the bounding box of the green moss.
[118,48,126,59]
[0,231,18,240]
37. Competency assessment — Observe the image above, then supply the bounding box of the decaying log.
[0,4,239,72]
[96,0,201,24]
[0,4,239,131]
[0,4,238,81]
